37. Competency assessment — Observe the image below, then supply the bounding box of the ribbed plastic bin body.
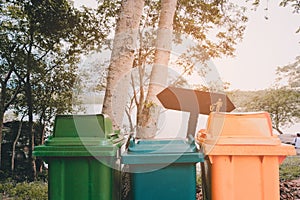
[47,157,117,200]
[33,114,123,200]
[122,137,204,200]
[198,112,296,200]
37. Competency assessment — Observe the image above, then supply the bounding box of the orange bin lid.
[200,112,296,156]
[203,112,282,145]
[207,112,273,137]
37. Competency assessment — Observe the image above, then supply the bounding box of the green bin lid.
[33,114,124,157]
[34,141,117,157]
[53,114,112,137]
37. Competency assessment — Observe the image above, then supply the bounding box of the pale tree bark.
[137,0,177,138]
[11,116,24,175]
[102,0,145,130]
[0,116,3,169]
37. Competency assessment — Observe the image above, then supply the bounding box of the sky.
[74,0,299,135]
[214,1,299,90]
[75,0,299,91]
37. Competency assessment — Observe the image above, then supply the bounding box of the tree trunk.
[1,68,21,169]
[274,126,284,135]
[137,0,177,139]
[102,0,145,130]
[25,31,37,181]
[0,84,4,169]
[11,118,23,174]
[0,114,3,169]
[40,124,46,145]
[0,75,9,169]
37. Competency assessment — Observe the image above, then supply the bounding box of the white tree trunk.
[137,0,177,138]
[102,0,145,130]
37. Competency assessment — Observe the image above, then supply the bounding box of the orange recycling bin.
[197,112,296,200]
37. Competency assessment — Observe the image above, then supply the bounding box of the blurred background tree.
[0,0,113,180]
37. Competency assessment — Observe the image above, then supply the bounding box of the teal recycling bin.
[122,135,204,200]
[33,114,124,200]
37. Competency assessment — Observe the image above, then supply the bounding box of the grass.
[0,181,48,200]
[279,155,300,181]
[0,156,298,199]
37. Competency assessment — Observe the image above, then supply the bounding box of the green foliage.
[0,0,114,170]
[279,156,300,181]
[276,56,300,89]
[0,0,104,118]
[243,88,300,134]
[230,57,300,134]
[1,121,45,182]
[0,0,113,120]
[252,0,299,14]
[0,181,48,200]
[174,1,248,60]
[279,0,300,13]
[126,0,248,133]
[228,90,265,111]
[0,180,14,194]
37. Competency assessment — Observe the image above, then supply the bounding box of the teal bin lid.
[122,136,204,164]
[33,114,124,157]
[128,139,196,153]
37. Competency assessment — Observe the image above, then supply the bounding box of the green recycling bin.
[33,114,124,200]
[122,135,204,200]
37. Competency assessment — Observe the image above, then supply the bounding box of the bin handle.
[125,133,134,149]
[107,132,118,139]
[195,129,207,144]
[187,134,195,145]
